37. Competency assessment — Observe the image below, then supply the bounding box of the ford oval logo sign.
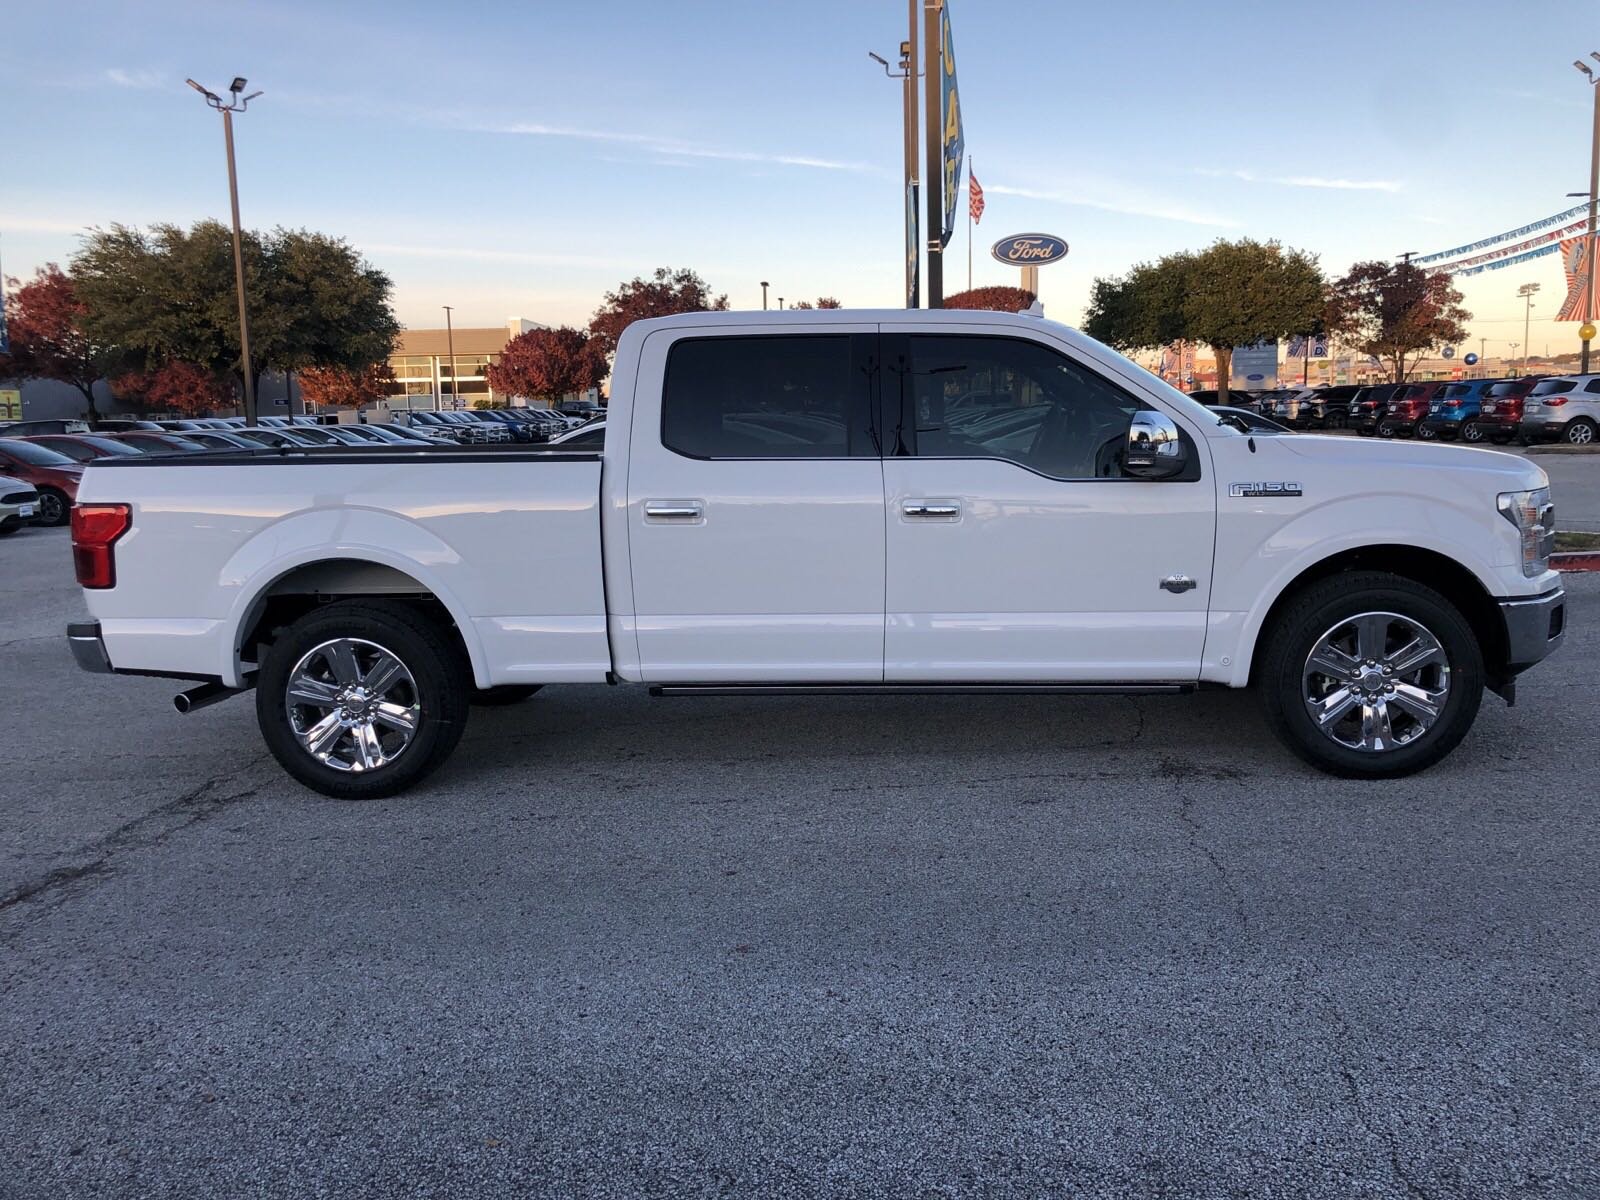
[990,233,1069,266]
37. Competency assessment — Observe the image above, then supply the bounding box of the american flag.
[969,170,985,224]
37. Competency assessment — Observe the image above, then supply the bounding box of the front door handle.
[903,500,961,518]
[644,501,703,521]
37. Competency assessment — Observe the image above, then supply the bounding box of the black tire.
[1563,417,1597,446]
[1323,411,1346,431]
[1489,432,1514,445]
[36,488,70,527]
[1258,572,1484,779]
[0,524,18,537]
[255,599,470,799]
[470,684,543,706]
[1461,421,1484,444]
[1417,424,1437,440]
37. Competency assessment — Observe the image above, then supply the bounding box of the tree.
[588,267,728,361]
[486,326,607,402]
[299,362,398,410]
[0,265,125,421]
[1328,261,1471,383]
[1083,241,1326,387]
[790,297,843,310]
[943,286,1037,312]
[71,221,400,395]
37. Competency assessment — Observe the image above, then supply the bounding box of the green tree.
[1328,261,1471,383]
[1083,239,1326,388]
[71,221,399,395]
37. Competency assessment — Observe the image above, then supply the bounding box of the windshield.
[0,439,78,465]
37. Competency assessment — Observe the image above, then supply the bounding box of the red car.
[1473,377,1543,445]
[19,433,147,462]
[0,439,85,526]
[1377,381,1447,438]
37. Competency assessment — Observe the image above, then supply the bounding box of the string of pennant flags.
[1414,205,1588,265]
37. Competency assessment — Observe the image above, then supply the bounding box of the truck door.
[880,330,1215,681]
[625,325,886,681]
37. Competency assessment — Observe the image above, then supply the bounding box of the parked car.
[1298,385,1363,429]
[391,412,465,443]
[67,307,1564,798]
[91,419,166,432]
[1186,389,1259,413]
[1472,378,1542,445]
[1416,379,1506,443]
[100,432,210,455]
[546,419,606,448]
[1518,374,1600,445]
[0,473,41,535]
[18,434,147,462]
[358,423,439,446]
[231,427,321,448]
[175,431,267,451]
[0,418,91,435]
[1261,388,1320,426]
[1350,384,1400,435]
[1377,382,1447,438]
[0,438,84,525]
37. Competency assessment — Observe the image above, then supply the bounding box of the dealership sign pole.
[989,233,1069,299]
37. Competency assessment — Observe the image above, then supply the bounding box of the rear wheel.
[1417,424,1437,440]
[1259,572,1484,778]
[1461,420,1485,443]
[1564,418,1597,446]
[256,599,470,799]
[36,488,69,527]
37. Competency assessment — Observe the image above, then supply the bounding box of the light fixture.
[230,76,247,93]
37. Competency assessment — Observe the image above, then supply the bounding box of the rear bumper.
[1518,419,1563,442]
[1500,588,1566,673]
[68,621,113,673]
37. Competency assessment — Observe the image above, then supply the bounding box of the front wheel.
[36,488,70,527]
[256,599,471,799]
[1259,572,1484,778]
[1564,418,1597,446]
[1417,424,1437,440]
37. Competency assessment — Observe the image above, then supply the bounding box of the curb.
[1553,552,1600,573]
[1525,445,1600,456]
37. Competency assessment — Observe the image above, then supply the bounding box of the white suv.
[1519,374,1600,445]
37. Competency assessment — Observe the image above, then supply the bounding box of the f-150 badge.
[1229,482,1302,498]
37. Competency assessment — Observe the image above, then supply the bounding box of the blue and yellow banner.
[939,2,964,246]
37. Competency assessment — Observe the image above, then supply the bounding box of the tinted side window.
[1586,378,1600,394]
[903,335,1148,479]
[663,335,863,459]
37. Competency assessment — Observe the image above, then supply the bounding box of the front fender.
[1207,493,1513,688]
[217,507,488,688]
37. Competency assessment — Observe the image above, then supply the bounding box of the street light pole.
[1577,54,1600,373]
[1518,283,1540,376]
[760,281,769,311]
[442,306,458,410]
[187,77,263,424]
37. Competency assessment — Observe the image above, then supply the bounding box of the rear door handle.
[644,501,703,521]
[903,500,961,518]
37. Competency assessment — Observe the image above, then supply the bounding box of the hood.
[1274,433,1547,489]
[0,473,34,492]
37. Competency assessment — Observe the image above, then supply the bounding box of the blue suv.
[1417,378,1505,443]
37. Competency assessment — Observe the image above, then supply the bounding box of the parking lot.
[2,524,1597,1198]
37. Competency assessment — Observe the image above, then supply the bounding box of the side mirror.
[1124,411,1188,479]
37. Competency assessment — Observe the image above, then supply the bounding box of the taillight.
[71,503,131,589]
[1544,396,1568,407]
[1445,399,1460,408]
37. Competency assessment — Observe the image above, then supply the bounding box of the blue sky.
[1,0,1591,358]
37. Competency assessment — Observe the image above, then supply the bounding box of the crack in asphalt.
[1161,756,1250,934]
[1325,1002,1436,1200]
[0,761,266,927]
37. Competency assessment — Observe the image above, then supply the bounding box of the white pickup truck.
[67,308,1566,797]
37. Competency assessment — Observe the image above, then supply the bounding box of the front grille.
[2,490,39,504]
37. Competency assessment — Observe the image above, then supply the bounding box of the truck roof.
[630,307,1056,333]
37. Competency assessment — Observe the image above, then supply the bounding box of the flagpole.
[967,156,973,292]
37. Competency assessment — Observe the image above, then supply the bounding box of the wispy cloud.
[0,214,92,235]
[476,120,879,174]
[984,182,1239,228]
[105,68,166,90]
[363,241,638,271]
[1203,168,1401,193]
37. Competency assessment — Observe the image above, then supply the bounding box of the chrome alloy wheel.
[285,638,421,772]
[1566,421,1595,445]
[1301,612,1451,753]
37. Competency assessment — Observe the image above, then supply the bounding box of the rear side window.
[663,335,866,459]
[1531,380,1575,395]
[1586,378,1600,393]
[1440,385,1469,398]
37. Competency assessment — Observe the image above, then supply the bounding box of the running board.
[649,683,1193,697]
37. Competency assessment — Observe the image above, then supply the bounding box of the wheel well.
[1250,545,1508,682]
[238,559,472,677]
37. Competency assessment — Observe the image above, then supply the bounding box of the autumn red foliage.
[588,268,728,359]
[941,286,1037,313]
[112,361,229,416]
[0,264,122,420]
[486,326,607,402]
[299,362,398,410]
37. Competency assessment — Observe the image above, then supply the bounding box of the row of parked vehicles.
[1188,374,1600,445]
[0,407,608,529]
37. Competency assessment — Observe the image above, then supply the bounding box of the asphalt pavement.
[2,525,1597,1199]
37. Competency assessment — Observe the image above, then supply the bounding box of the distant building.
[386,317,547,409]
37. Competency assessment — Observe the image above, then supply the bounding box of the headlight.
[1497,486,1554,577]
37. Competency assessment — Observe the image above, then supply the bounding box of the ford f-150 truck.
[66,308,1566,798]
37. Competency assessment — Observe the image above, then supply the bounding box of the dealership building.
[382,317,608,410]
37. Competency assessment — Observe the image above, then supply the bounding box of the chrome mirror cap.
[1125,411,1187,479]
